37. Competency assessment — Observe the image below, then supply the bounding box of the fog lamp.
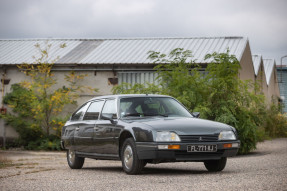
[223,143,239,148]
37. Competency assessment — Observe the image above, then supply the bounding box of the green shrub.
[27,136,61,151]
[114,48,272,154]
[1,84,63,150]
[264,105,287,138]
[1,43,97,151]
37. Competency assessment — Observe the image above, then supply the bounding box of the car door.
[80,99,105,153]
[94,99,121,155]
[69,102,90,152]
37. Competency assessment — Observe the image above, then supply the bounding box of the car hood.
[128,117,232,135]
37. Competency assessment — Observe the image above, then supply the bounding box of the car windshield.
[119,97,193,118]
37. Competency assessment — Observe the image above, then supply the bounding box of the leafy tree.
[147,48,209,110]
[1,42,97,149]
[2,84,43,146]
[202,51,267,153]
[264,104,287,138]
[113,82,162,95]
[114,48,270,154]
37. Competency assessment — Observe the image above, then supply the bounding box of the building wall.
[277,67,287,113]
[0,66,116,106]
[273,69,281,98]
[239,42,255,83]
[266,66,281,104]
[255,64,268,99]
[0,65,116,140]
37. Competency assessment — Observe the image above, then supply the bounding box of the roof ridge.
[0,36,246,41]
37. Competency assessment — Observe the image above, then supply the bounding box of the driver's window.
[100,99,117,119]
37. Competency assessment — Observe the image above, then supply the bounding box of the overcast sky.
[0,0,286,64]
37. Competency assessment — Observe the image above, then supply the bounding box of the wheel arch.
[118,130,135,159]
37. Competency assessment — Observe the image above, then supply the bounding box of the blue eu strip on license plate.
[187,145,217,152]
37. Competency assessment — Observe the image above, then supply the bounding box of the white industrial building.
[0,37,281,144]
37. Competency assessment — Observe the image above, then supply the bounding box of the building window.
[118,72,160,86]
[118,70,207,86]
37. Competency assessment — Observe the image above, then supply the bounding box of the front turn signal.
[223,143,232,148]
[168,145,180,150]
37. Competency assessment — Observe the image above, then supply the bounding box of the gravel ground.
[0,138,287,191]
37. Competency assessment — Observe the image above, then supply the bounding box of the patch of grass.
[0,156,26,169]
[17,158,28,161]
[0,157,14,168]
[25,168,55,174]
[25,162,39,166]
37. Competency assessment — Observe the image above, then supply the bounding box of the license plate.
[187,145,217,152]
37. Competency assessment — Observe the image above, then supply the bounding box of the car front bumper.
[136,141,240,161]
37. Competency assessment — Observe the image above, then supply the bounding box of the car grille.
[179,134,219,143]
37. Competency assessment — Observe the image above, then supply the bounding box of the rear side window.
[71,103,90,121]
[83,100,105,120]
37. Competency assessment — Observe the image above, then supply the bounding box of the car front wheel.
[121,138,144,175]
[67,149,85,169]
[204,157,227,172]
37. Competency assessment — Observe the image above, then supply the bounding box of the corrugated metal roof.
[263,59,276,86]
[0,37,248,65]
[57,40,104,64]
[0,39,82,64]
[252,55,262,76]
[80,37,247,64]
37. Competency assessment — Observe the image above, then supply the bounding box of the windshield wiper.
[122,113,141,117]
[143,113,168,117]
[123,113,168,118]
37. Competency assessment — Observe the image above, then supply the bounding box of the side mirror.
[192,112,200,118]
[101,113,117,124]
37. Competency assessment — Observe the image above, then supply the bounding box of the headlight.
[156,132,181,142]
[218,131,236,140]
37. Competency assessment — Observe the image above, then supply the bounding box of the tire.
[121,138,144,175]
[67,149,85,169]
[204,157,227,172]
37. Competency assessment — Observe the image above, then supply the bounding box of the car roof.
[87,94,171,102]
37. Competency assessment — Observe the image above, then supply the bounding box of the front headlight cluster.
[218,131,236,140]
[156,131,181,142]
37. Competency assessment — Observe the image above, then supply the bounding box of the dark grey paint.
[61,94,239,161]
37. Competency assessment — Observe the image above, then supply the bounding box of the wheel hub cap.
[124,145,133,170]
[68,150,75,163]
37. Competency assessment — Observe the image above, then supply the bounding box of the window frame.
[70,102,91,121]
[100,98,118,120]
[118,96,193,119]
[82,99,105,121]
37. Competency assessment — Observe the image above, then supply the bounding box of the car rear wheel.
[67,149,85,169]
[204,157,227,172]
[121,138,144,175]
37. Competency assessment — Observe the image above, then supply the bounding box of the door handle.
[75,127,80,131]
